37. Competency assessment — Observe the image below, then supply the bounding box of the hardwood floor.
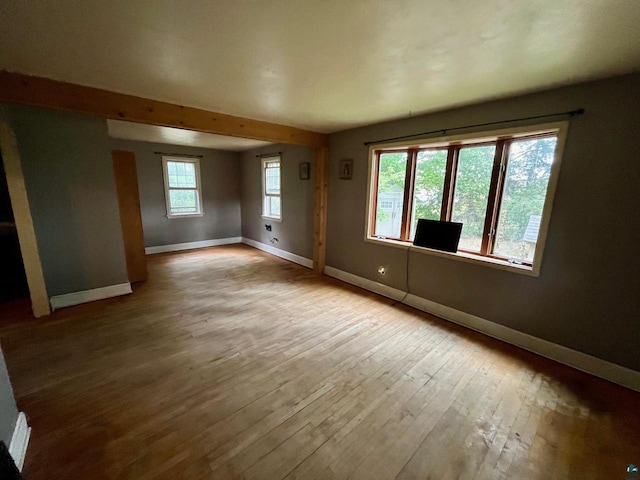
[0,244,638,479]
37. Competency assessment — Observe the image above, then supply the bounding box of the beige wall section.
[0,122,49,317]
[241,144,315,260]
[326,72,640,372]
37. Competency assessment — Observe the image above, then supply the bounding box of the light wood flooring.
[0,244,638,479]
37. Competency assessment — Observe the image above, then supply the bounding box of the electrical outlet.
[377,266,386,276]
[265,224,272,231]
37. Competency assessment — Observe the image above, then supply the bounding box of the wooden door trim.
[0,121,50,317]
[313,147,329,273]
[112,150,147,283]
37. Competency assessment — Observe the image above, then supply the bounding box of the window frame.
[161,156,204,218]
[365,121,569,276]
[262,156,282,221]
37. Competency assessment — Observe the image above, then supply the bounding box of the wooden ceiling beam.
[0,71,329,148]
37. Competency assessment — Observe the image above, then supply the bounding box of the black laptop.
[413,219,463,253]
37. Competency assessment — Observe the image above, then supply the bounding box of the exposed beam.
[313,147,329,273]
[0,71,329,148]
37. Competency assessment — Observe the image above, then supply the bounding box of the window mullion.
[487,141,510,255]
[400,149,417,241]
[480,140,508,256]
[370,152,381,237]
[441,146,458,221]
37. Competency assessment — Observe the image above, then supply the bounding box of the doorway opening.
[0,151,29,305]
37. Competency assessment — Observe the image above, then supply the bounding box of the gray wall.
[5,106,128,297]
[110,139,242,247]
[327,72,640,371]
[0,344,18,446]
[241,144,315,259]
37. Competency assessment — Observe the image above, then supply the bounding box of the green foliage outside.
[376,137,556,258]
[451,146,495,247]
[494,137,556,259]
[376,153,406,225]
[170,189,197,212]
[413,150,447,229]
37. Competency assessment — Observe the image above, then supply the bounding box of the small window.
[262,157,281,220]
[162,157,203,217]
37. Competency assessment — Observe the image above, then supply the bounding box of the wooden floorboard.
[0,244,638,479]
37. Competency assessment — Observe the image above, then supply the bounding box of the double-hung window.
[162,156,203,217]
[367,123,567,274]
[262,157,282,220]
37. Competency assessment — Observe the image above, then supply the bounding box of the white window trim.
[162,156,204,218]
[364,121,569,277]
[261,156,282,222]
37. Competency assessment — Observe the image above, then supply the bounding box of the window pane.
[374,152,407,238]
[167,161,196,188]
[169,189,198,214]
[270,196,281,217]
[262,158,281,218]
[410,149,447,238]
[265,162,280,195]
[183,174,196,188]
[263,196,281,218]
[451,145,496,252]
[493,136,557,262]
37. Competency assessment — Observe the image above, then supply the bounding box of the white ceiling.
[1,1,639,133]
[107,120,272,151]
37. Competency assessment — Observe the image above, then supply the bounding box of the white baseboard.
[145,237,242,255]
[324,266,640,392]
[324,266,405,300]
[50,283,132,311]
[9,412,30,471]
[242,238,313,269]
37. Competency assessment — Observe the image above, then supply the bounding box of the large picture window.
[162,156,203,218]
[367,124,565,273]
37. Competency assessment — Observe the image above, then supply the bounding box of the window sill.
[166,213,204,219]
[261,215,282,222]
[365,236,539,277]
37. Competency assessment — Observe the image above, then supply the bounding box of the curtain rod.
[363,108,585,146]
[255,151,282,158]
[154,152,203,158]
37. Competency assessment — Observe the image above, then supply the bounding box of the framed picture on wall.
[299,162,310,180]
[339,159,353,179]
